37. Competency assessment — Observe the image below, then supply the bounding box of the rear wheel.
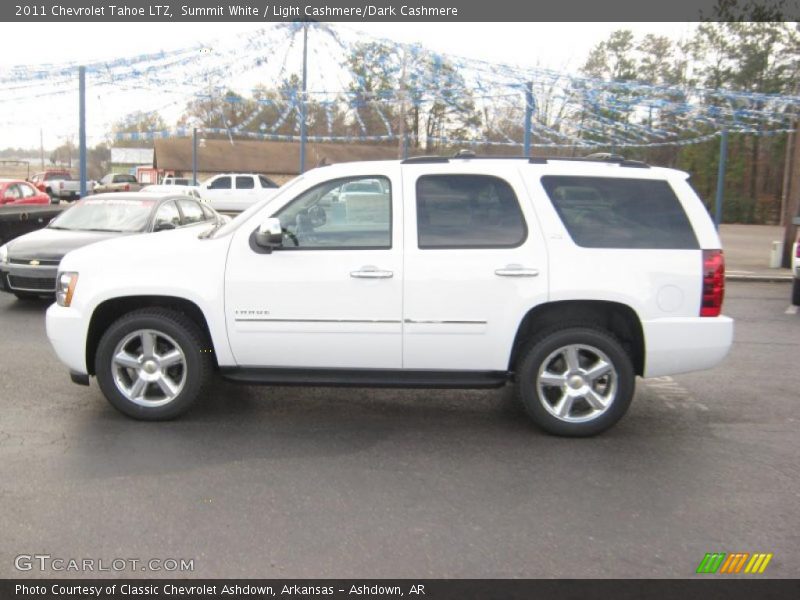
[792,278,800,306]
[95,308,212,420]
[516,327,635,437]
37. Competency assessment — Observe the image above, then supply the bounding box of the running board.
[220,367,510,389]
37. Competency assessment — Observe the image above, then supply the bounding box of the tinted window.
[209,176,231,190]
[273,176,391,249]
[541,176,699,250]
[236,176,255,190]
[416,175,526,249]
[114,174,137,184]
[259,175,278,188]
[178,199,205,224]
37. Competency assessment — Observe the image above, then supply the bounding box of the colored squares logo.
[696,552,773,574]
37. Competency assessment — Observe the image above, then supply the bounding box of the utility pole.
[714,129,728,229]
[192,127,198,185]
[299,21,309,174]
[397,49,408,159]
[78,65,87,198]
[523,82,534,157]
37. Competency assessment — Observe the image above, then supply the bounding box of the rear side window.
[236,176,255,189]
[416,174,527,249]
[541,176,699,249]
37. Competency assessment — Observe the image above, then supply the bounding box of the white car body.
[45,157,733,433]
[198,173,280,213]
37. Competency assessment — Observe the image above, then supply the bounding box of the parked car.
[0,179,51,205]
[0,193,222,300]
[45,155,734,436]
[198,173,280,213]
[0,204,65,246]
[792,216,800,306]
[140,184,204,201]
[29,170,84,201]
[93,173,143,195]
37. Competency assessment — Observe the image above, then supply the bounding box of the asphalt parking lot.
[0,281,797,579]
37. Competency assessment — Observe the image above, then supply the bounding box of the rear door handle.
[350,266,394,279]
[495,264,539,277]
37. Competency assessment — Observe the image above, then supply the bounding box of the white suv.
[199,173,280,213]
[46,155,733,436]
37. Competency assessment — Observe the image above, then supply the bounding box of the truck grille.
[9,258,61,266]
[7,275,55,292]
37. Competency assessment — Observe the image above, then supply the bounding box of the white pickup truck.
[45,155,733,436]
[198,173,280,213]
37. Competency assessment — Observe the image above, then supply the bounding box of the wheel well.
[509,301,645,376]
[86,296,215,375]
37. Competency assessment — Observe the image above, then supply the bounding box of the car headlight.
[56,272,79,307]
[0,244,8,265]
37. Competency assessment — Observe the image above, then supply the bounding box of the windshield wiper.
[83,228,123,233]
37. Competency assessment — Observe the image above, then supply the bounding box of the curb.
[726,275,793,283]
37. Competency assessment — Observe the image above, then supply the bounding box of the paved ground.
[719,224,793,280]
[0,281,797,579]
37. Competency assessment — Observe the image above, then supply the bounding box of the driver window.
[273,176,391,249]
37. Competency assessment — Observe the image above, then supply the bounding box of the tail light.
[124,184,130,191]
[59,181,64,190]
[701,249,725,317]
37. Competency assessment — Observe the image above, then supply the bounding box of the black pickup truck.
[0,204,65,245]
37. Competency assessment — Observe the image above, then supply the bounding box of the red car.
[0,179,51,205]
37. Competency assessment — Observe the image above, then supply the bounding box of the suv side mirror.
[255,217,283,250]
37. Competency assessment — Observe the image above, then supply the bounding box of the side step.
[220,367,510,389]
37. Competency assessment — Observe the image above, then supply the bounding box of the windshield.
[49,198,156,232]
[209,174,304,238]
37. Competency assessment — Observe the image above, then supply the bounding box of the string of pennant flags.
[2,22,799,150]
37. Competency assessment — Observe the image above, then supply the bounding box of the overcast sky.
[1,22,696,150]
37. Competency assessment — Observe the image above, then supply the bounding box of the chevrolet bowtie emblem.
[29,260,40,266]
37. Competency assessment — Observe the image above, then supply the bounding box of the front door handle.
[350,266,394,279]
[495,264,539,277]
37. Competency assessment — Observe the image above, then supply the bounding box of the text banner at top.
[4,0,800,22]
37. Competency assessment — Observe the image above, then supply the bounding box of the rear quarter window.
[541,176,699,250]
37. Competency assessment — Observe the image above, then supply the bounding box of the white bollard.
[769,241,783,269]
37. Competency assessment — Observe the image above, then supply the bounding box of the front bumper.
[46,303,89,376]
[643,315,734,378]
[1,262,58,295]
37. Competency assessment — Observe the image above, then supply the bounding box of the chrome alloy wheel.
[536,343,618,423]
[111,329,187,407]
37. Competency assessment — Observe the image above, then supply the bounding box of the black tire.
[516,327,635,437]
[792,278,800,306]
[95,308,212,420]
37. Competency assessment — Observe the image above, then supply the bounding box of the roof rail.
[401,153,650,168]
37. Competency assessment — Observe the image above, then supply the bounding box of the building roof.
[111,147,155,165]
[153,138,400,174]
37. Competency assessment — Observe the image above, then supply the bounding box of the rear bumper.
[46,303,89,376]
[642,316,734,378]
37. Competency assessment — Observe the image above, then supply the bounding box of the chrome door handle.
[495,264,539,277]
[350,266,394,279]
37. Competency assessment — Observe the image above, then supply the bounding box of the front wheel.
[516,327,635,437]
[95,308,212,420]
